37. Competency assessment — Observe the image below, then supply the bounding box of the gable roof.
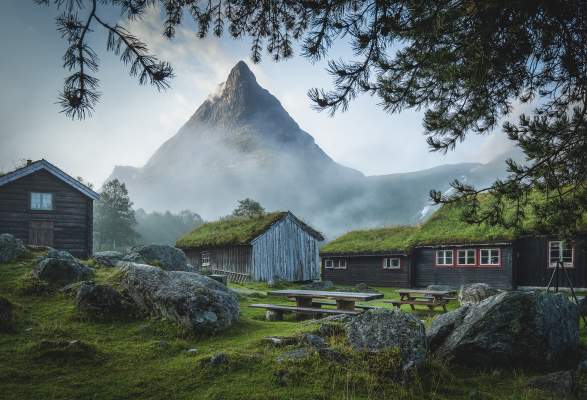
[320,226,417,256]
[0,159,100,200]
[176,211,324,250]
[320,192,587,255]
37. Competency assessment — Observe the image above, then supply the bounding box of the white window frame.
[548,241,574,268]
[30,192,53,211]
[383,257,401,270]
[337,259,347,269]
[479,248,500,266]
[324,259,335,269]
[435,250,454,266]
[457,249,476,266]
[201,251,210,267]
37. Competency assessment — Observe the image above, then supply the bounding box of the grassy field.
[0,255,585,400]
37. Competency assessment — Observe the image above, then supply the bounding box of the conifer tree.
[94,179,138,250]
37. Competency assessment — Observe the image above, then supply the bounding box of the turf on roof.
[176,212,288,249]
[320,226,418,254]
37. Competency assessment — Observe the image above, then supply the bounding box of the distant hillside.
[108,61,522,238]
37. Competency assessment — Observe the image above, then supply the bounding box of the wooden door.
[29,221,54,247]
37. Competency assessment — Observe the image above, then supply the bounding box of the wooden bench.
[249,303,360,321]
[386,299,448,312]
[286,299,381,310]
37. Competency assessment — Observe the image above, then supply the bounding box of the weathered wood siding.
[321,255,410,287]
[251,214,321,281]
[0,169,93,258]
[413,245,514,289]
[185,246,252,275]
[515,236,587,289]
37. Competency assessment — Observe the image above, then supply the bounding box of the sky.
[0,1,518,188]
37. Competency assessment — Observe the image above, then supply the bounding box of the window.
[457,249,476,266]
[201,251,210,267]
[549,241,574,268]
[479,249,500,266]
[436,250,454,266]
[324,259,334,269]
[30,192,53,210]
[337,259,347,269]
[383,258,401,269]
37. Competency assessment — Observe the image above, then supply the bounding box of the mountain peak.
[223,61,258,96]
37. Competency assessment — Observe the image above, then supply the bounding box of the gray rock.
[265,309,282,321]
[318,348,348,363]
[0,296,14,332]
[434,291,579,367]
[300,333,327,349]
[458,283,498,306]
[526,370,575,397]
[46,249,75,260]
[33,252,94,286]
[262,336,297,347]
[59,281,91,297]
[0,233,28,263]
[302,280,333,290]
[92,251,125,267]
[427,306,470,352]
[75,282,129,319]
[186,348,198,355]
[123,245,189,271]
[277,348,312,363]
[346,308,428,372]
[118,262,239,334]
[209,352,229,366]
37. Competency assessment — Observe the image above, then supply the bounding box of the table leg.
[336,299,355,311]
[295,297,313,308]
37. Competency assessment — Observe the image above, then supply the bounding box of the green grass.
[0,256,584,399]
[321,226,418,254]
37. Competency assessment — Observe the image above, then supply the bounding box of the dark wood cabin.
[0,159,99,258]
[320,203,587,290]
[177,211,324,282]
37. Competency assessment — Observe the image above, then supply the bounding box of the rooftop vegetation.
[320,226,418,254]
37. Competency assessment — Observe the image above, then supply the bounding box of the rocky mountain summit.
[109,61,520,236]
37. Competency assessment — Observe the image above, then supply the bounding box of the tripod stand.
[546,260,587,326]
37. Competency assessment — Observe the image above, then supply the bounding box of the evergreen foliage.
[135,209,203,246]
[93,179,138,251]
[232,198,265,218]
[38,0,587,236]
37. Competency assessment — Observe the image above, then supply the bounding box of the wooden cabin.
[176,211,324,282]
[0,159,99,258]
[321,204,587,290]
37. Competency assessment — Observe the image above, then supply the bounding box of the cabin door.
[29,221,54,247]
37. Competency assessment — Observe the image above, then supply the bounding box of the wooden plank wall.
[515,236,587,289]
[321,255,410,287]
[413,245,514,289]
[0,170,93,258]
[251,214,321,281]
[185,246,252,275]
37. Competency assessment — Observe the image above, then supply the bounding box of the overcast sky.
[0,1,518,188]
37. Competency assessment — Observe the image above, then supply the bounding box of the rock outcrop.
[458,283,498,306]
[430,291,579,367]
[118,263,239,333]
[123,245,190,271]
[75,282,130,319]
[0,233,28,263]
[33,251,94,286]
[92,251,125,267]
[345,309,427,372]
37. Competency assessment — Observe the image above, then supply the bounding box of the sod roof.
[320,192,587,255]
[320,226,418,255]
[176,211,323,250]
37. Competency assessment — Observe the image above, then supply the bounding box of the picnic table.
[250,289,383,320]
[386,289,456,312]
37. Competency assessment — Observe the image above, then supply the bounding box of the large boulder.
[118,262,239,333]
[92,251,125,267]
[346,309,428,372]
[458,283,498,306]
[0,296,14,332]
[123,245,189,271]
[0,233,28,263]
[432,291,579,367]
[33,251,94,286]
[76,282,130,319]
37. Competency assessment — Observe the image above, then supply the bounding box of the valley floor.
[0,255,585,400]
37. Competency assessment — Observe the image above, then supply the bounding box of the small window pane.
[31,192,53,210]
[458,249,475,265]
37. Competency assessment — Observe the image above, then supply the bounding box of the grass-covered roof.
[320,226,418,255]
[321,192,587,254]
[176,211,323,249]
